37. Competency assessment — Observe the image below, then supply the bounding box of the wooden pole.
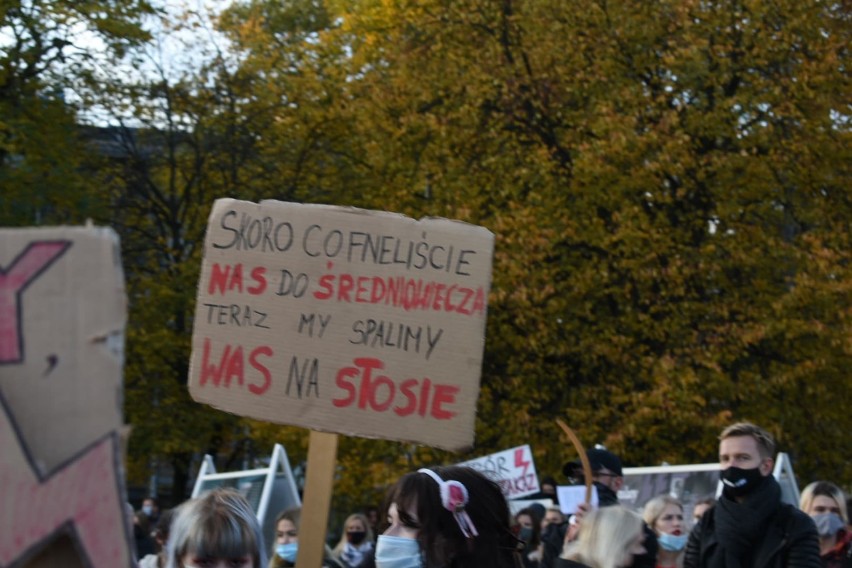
[297,430,339,568]
[556,418,593,505]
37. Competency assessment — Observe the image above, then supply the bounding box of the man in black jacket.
[540,447,658,568]
[684,422,821,568]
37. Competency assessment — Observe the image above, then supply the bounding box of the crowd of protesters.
[130,421,850,568]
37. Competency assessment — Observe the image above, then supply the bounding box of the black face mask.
[720,466,765,498]
[347,531,367,545]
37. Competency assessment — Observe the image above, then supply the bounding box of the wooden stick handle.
[556,418,593,505]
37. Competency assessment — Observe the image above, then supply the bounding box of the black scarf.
[594,482,619,507]
[711,474,781,568]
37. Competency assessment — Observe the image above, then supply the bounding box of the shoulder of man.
[775,504,821,568]
[693,504,716,535]
[777,503,816,535]
[684,506,715,568]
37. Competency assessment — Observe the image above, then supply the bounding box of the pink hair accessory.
[418,468,479,538]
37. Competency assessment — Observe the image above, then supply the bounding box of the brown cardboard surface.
[0,226,132,567]
[0,227,126,471]
[189,199,494,451]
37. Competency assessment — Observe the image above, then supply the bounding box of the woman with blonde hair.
[332,513,375,568]
[799,481,851,567]
[642,495,686,568]
[559,506,647,568]
[166,488,266,568]
[267,508,343,568]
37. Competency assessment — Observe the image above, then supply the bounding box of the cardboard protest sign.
[458,444,540,499]
[189,199,494,451]
[0,227,131,567]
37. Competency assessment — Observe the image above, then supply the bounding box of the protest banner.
[188,198,494,567]
[618,463,720,520]
[458,444,540,499]
[189,198,494,451]
[618,452,799,519]
[0,226,131,567]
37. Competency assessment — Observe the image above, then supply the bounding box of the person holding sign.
[558,506,648,568]
[545,447,657,568]
[165,488,267,568]
[378,466,522,568]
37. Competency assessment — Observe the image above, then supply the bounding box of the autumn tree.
[11,0,840,510]
[88,0,370,503]
[16,0,837,509]
[257,0,851,489]
[85,12,271,504]
[0,0,154,225]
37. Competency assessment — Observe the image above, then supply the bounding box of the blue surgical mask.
[276,542,298,563]
[375,535,422,568]
[812,513,845,538]
[657,532,688,551]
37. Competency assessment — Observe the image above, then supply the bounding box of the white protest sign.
[557,485,600,515]
[189,199,494,451]
[458,444,540,499]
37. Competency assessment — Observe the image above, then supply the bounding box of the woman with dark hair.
[515,507,542,567]
[690,497,714,524]
[378,465,522,568]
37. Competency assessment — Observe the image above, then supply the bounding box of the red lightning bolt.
[0,240,71,364]
[514,447,531,477]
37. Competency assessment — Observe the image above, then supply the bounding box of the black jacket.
[554,560,591,568]
[684,496,821,568]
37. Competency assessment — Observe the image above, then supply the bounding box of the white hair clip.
[418,468,479,538]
